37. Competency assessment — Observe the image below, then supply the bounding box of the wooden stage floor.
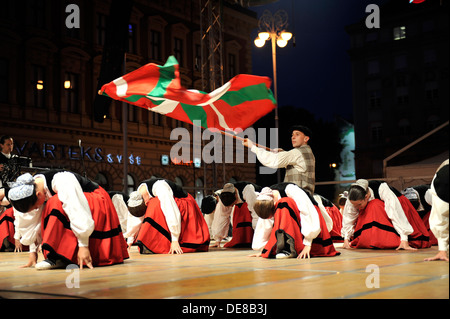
[0,244,448,300]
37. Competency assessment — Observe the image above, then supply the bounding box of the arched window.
[127,174,135,195]
[95,172,109,190]
[195,178,204,206]
[174,176,183,187]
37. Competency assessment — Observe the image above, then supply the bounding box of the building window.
[153,112,162,126]
[371,123,383,144]
[396,86,409,105]
[394,55,407,71]
[30,0,46,29]
[128,103,138,122]
[127,174,135,195]
[173,38,183,66]
[365,32,378,43]
[398,119,411,136]
[393,26,406,41]
[195,178,204,206]
[228,53,237,79]
[422,20,434,33]
[0,58,9,103]
[128,24,137,54]
[367,60,379,76]
[32,65,46,108]
[424,49,436,65]
[425,81,438,100]
[95,172,109,190]
[64,72,79,113]
[194,44,201,71]
[96,13,107,46]
[427,115,439,130]
[368,90,381,109]
[150,30,162,61]
[174,176,183,187]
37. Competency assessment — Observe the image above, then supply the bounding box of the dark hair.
[290,125,312,138]
[348,185,368,201]
[0,135,12,144]
[201,195,217,215]
[219,192,236,207]
[127,201,147,217]
[253,200,276,219]
[338,197,347,206]
[9,184,38,213]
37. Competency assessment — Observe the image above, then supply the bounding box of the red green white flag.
[99,56,276,133]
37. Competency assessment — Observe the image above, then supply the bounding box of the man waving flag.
[99,56,276,133]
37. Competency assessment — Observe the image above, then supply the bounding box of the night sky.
[249,0,390,122]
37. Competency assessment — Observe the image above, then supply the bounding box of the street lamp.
[254,9,293,182]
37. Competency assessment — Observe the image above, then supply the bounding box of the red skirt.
[421,211,438,245]
[325,205,344,242]
[41,187,129,266]
[224,202,254,248]
[397,195,431,248]
[261,197,340,258]
[350,198,431,249]
[136,194,210,254]
[0,208,15,251]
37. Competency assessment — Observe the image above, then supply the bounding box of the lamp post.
[254,9,292,182]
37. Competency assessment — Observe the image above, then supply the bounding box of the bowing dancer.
[0,207,17,251]
[402,185,438,245]
[211,182,261,248]
[314,194,343,242]
[127,177,210,254]
[4,170,129,270]
[424,159,449,262]
[200,194,218,238]
[251,183,339,259]
[342,179,431,250]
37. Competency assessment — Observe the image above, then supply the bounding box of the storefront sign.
[15,141,142,166]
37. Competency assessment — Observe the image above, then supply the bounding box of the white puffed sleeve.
[378,183,413,241]
[124,212,144,245]
[52,172,94,247]
[313,194,333,233]
[251,146,303,170]
[428,179,449,252]
[151,180,182,242]
[252,217,274,251]
[111,193,129,234]
[242,184,259,229]
[285,184,321,246]
[13,206,42,253]
[341,199,359,240]
[211,198,233,241]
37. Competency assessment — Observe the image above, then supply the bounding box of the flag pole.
[122,53,128,194]
[218,130,272,152]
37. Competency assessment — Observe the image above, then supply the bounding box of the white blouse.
[14,171,95,250]
[341,182,413,241]
[210,184,258,242]
[137,179,182,242]
[252,184,321,250]
[428,172,449,252]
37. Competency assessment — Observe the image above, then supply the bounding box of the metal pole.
[122,53,128,194]
[271,34,281,183]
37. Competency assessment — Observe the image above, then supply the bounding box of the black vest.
[270,182,318,206]
[141,177,188,198]
[368,180,401,200]
[42,169,99,196]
